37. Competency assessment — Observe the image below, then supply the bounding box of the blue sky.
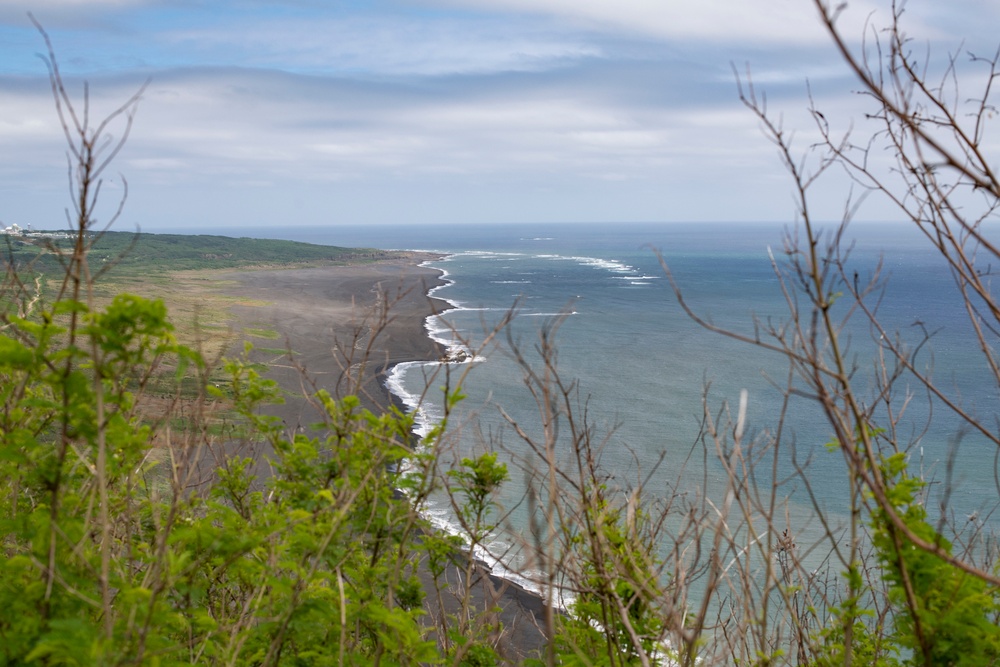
[0,0,997,230]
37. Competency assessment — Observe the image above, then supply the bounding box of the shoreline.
[221,254,450,422]
[219,254,551,659]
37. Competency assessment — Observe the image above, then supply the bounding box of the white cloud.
[20,0,140,5]
[158,15,603,76]
[0,0,146,24]
[429,0,996,50]
[429,0,839,44]
[2,0,991,228]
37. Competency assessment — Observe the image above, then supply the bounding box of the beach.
[220,254,447,421]
[218,254,550,660]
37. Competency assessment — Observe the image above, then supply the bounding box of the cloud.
[0,29,859,226]
[159,15,605,76]
[427,0,839,44]
[0,0,146,26]
[127,57,754,178]
[0,58,793,223]
[429,0,999,51]
[2,0,990,229]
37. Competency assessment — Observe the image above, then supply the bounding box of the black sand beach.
[217,255,550,661]
[220,254,447,420]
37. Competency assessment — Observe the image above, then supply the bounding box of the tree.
[9,4,1000,665]
[0,23,519,666]
[653,1,1000,663]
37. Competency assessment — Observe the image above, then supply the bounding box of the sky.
[0,0,997,231]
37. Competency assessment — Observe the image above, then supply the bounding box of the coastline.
[220,253,449,422]
[219,253,551,659]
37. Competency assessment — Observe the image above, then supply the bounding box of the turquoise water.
[199,221,1000,591]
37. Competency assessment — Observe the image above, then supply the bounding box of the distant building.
[1,223,23,236]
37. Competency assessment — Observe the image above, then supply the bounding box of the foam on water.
[385,360,463,443]
[184,221,999,620]
[374,224,1000,615]
[387,252,597,602]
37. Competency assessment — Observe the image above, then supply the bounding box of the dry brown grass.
[92,268,270,361]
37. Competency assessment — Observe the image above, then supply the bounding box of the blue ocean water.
[197,221,999,590]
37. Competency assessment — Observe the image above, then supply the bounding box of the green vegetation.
[1,230,415,364]
[244,327,281,340]
[3,6,1000,666]
[870,455,1000,665]
[0,289,472,664]
[254,345,296,356]
[4,230,395,275]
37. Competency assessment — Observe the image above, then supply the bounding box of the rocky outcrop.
[441,347,472,363]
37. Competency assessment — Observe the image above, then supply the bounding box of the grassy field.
[1,230,417,438]
[4,229,389,274]
[3,229,407,360]
[94,270,261,363]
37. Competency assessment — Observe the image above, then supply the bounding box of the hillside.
[1,229,398,275]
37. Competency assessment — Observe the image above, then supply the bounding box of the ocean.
[194,221,999,594]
